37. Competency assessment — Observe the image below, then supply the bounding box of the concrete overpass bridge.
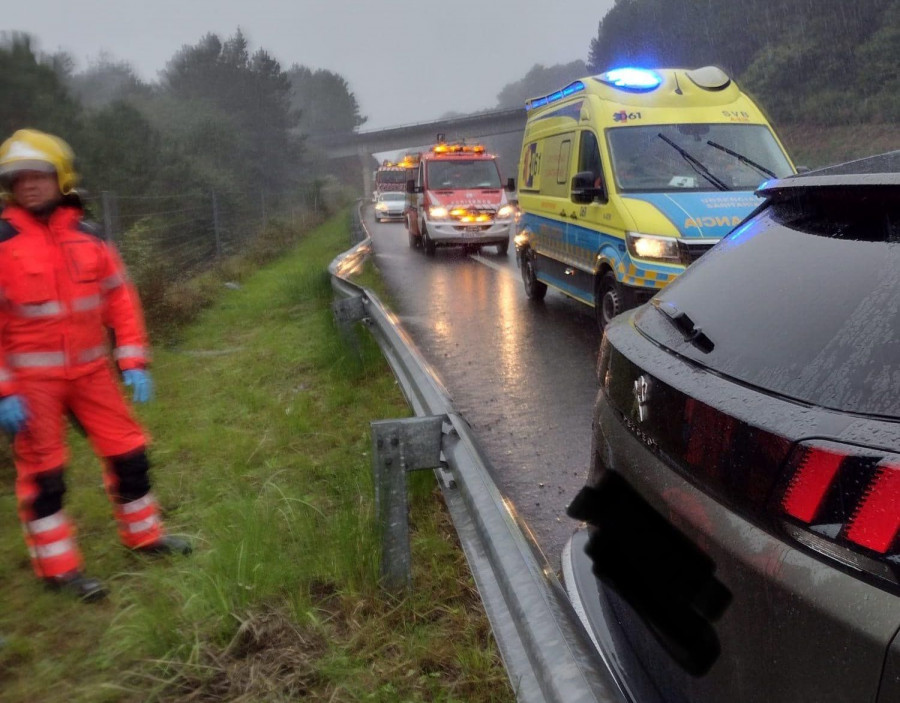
[308,107,527,195]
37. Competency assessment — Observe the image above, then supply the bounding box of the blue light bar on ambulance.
[525,80,585,111]
[597,68,662,92]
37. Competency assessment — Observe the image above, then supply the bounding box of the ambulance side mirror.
[406,179,420,194]
[506,177,516,192]
[571,171,604,204]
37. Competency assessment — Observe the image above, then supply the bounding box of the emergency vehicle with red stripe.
[372,155,418,201]
[404,140,516,256]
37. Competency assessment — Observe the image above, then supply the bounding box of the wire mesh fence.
[82,182,327,282]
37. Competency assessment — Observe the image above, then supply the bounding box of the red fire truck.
[373,162,408,200]
[372,154,420,199]
[404,141,515,256]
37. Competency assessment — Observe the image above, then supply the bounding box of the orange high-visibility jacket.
[0,204,149,396]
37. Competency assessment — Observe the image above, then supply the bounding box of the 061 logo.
[613,111,642,123]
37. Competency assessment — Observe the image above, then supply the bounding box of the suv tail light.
[779,441,900,591]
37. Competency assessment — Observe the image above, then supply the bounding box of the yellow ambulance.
[514,66,795,330]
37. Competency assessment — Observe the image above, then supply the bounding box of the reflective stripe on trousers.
[115,493,163,548]
[23,510,82,578]
[29,538,76,559]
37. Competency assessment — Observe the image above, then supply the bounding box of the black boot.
[45,570,108,603]
[134,534,192,556]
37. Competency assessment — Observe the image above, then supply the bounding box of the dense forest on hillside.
[0,30,365,207]
[495,61,588,108]
[588,0,900,125]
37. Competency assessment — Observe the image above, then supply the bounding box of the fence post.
[101,190,114,241]
[211,190,222,259]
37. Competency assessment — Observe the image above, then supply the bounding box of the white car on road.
[374,192,406,222]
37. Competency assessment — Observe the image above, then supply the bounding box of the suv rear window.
[634,186,900,418]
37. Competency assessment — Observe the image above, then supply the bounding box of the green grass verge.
[0,210,514,702]
[779,123,900,169]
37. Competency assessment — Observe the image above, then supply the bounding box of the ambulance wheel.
[496,238,509,256]
[597,271,622,331]
[522,250,547,301]
[423,228,436,256]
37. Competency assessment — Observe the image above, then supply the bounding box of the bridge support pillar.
[360,147,373,201]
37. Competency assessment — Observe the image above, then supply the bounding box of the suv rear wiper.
[706,140,776,179]
[651,299,715,353]
[657,133,731,192]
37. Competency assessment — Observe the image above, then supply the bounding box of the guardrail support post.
[371,416,445,590]
[332,294,366,357]
[332,295,366,325]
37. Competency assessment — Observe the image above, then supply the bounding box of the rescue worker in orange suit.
[0,129,190,602]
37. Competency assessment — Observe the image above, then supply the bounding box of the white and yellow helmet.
[0,129,78,197]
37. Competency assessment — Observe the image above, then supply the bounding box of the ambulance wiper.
[706,140,776,179]
[657,133,730,191]
[651,299,715,353]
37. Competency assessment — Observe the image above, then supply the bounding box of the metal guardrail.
[328,204,626,703]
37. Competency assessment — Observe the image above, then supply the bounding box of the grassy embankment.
[779,123,900,169]
[0,211,514,702]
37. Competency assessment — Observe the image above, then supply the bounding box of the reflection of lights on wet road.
[469,253,519,279]
[432,315,450,339]
[495,269,523,384]
[429,263,495,345]
[470,253,526,385]
[425,252,529,389]
[428,268,456,345]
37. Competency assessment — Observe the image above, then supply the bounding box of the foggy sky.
[5,0,614,130]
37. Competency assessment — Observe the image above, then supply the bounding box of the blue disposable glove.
[0,395,28,434]
[122,369,153,404]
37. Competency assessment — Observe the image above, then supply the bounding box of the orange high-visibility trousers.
[14,364,163,577]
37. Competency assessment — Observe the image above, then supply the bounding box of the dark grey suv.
[565,152,900,703]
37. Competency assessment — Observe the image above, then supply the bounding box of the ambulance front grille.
[678,240,717,266]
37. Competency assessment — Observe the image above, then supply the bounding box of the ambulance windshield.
[608,124,793,193]
[427,159,502,189]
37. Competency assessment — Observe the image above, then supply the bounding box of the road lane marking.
[470,253,519,280]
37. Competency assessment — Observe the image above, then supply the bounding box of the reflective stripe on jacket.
[0,205,149,395]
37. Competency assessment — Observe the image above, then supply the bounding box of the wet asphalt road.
[365,209,601,564]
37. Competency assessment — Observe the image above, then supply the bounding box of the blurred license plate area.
[572,472,731,676]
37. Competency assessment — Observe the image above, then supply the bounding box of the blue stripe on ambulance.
[621,191,761,238]
[521,212,682,296]
[539,272,594,304]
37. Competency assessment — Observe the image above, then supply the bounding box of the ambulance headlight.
[428,206,449,220]
[375,202,388,211]
[626,232,680,262]
[496,205,515,219]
